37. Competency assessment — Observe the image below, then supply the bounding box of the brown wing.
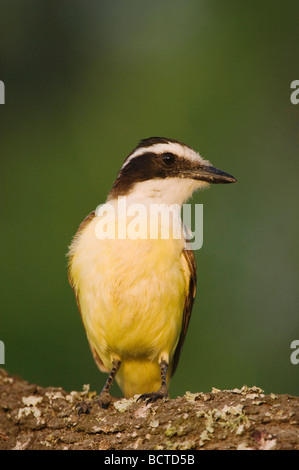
[68,211,109,373]
[171,244,197,377]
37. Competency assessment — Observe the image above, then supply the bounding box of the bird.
[68,137,236,407]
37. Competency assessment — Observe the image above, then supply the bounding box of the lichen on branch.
[0,368,298,450]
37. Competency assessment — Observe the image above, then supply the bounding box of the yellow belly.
[69,215,189,397]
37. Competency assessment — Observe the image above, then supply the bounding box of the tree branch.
[0,368,298,450]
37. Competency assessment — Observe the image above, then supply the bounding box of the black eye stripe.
[161,152,176,165]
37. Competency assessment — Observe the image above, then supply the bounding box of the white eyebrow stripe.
[121,142,205,169]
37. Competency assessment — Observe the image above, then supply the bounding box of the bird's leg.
[76,359,121,414]
[138,359,169,404]
[96,359,121,409]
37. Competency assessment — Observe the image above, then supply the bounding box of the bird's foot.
[95,391,113,409]
[76,400,92,415]
[137,387,169,405]
[76,392,113,414]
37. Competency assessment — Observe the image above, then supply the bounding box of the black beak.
[190,164,237,184]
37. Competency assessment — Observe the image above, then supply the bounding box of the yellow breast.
[69,213,190,396]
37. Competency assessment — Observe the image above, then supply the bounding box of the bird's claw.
[76,400,92,415]
[95,391,112,409]
[137,388,168,405]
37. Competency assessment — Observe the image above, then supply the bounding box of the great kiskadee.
[68,137,236,407]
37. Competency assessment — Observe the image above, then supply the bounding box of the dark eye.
[161,153,175,165]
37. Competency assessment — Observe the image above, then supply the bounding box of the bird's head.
[107,137,236,206]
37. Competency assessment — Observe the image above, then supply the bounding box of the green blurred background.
[1,0,298,397]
